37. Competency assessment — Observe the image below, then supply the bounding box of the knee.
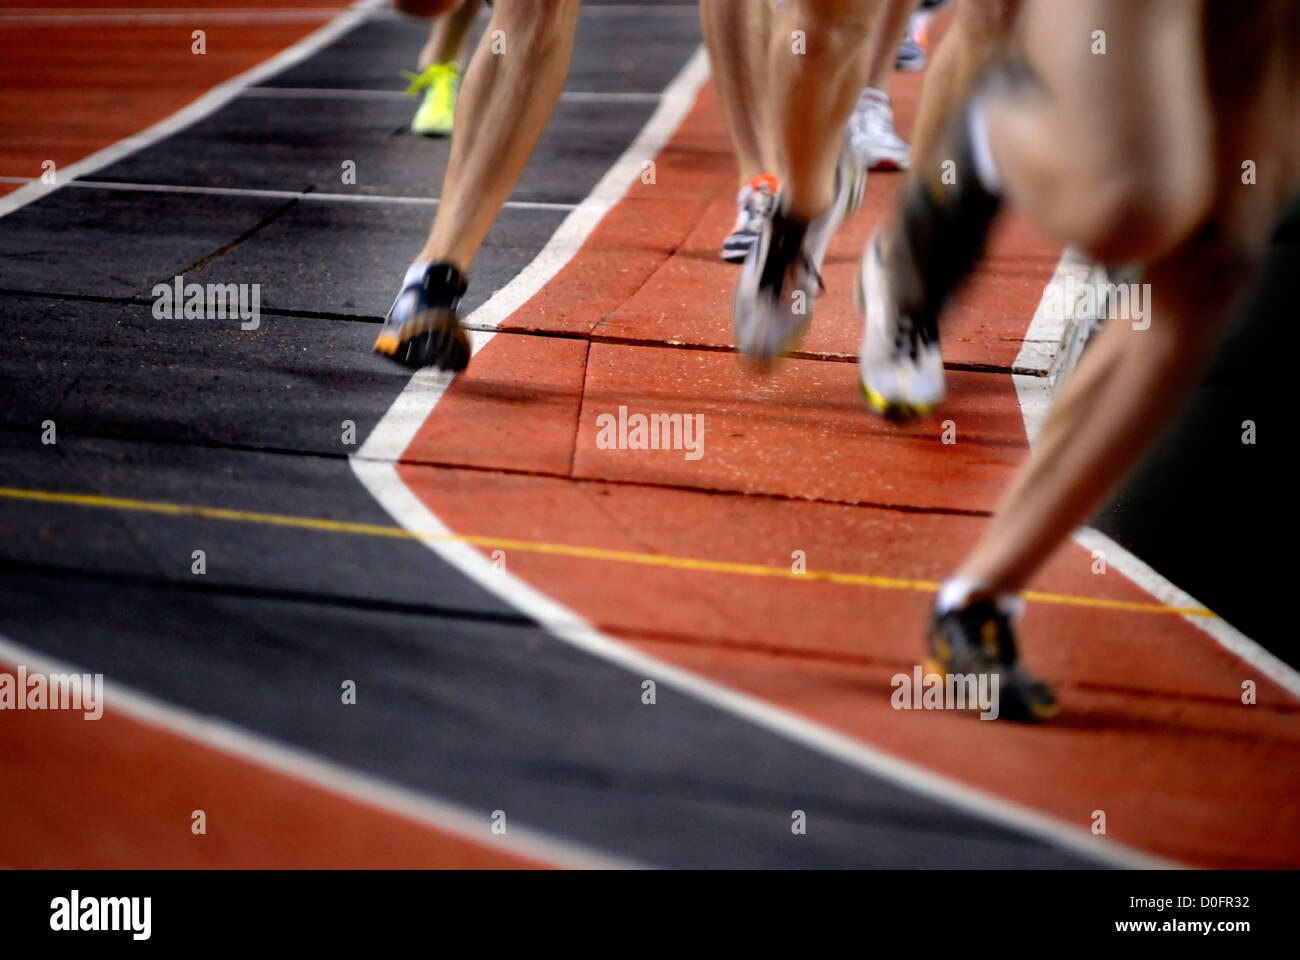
[788,0,874,57]
[393,0,461,17]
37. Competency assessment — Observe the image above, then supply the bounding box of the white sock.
[966,94,1002,195]
[935,576,1023,619]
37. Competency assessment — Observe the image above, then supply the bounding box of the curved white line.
[352,47,1168,870]
[0,0,386,221]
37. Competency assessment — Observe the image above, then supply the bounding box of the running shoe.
[856,229,944,418]
[857,91,1002,418]
[911,2,949,53]
[404,62,460,137]
[722,174,779,262]
[925,592,1059,722]
[733,141,865,364]
[373,261,471,371]
[895,34,927,72]
[847,87,911,171]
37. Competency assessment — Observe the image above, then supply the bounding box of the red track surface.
[396,79,1300,867]
[0,0,351,198]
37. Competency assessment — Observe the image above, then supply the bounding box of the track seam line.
[566,340,593,477]
[0,286,1029,373]
[0,421,999,516]
[238,87,665,103]
[0,420,999,516]
[0,177,580,211]
[0,9,349,27]
[173,197,301,278]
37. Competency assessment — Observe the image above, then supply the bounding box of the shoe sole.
[922,657,1060,722]
[860,379,934,421]
[373,306,470,371]
[736,308,812,372]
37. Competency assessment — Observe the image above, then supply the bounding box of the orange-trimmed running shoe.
[373,261,470,371]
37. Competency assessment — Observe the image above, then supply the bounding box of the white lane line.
[1013,254,1300,698]
[351,46,1168,870]
[0,9,345,26]
[0,634,635,870]
[0,0,386,221]
[0,177,576,212]
[240,87,664,103]
[0,2,697,25]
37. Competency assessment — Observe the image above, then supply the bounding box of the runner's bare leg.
[955,0,1300,592]
[414,0,582,272]
[417,0,483,70]
[908,0,1017,168]
[701,0,776,185]
[863,0,919,94]
[768,0,880,221]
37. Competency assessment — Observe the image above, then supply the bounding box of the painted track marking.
[0,485,1217,619]
[0,177,577,211]
[0,0,386,221]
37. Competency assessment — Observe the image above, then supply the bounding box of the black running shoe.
[890,126,999,341]
[374,261,471,371]
[887,56,1040,340]
[925,594,1059,722]
[732,202,819,364]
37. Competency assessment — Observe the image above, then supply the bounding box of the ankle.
[935,576,1023,619]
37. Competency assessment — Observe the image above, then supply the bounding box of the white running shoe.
[856,229,945,418]
[847,88,911,171]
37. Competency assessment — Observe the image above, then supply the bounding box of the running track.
[1,0,1297,868]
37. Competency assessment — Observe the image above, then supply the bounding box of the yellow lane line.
[0,486,1217,618]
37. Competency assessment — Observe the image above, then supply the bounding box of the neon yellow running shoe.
[403,62,460,137]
